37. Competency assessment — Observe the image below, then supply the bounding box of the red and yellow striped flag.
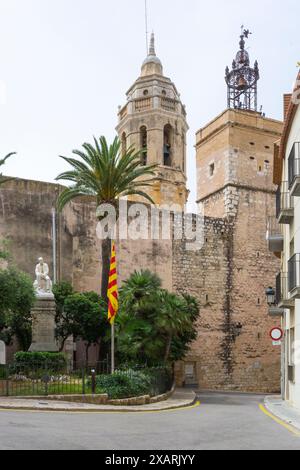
[107,242,119,325]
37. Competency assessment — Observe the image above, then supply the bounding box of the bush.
[13,352,67,374]
[0,364,6,379]
[88,370,151,399]
[143,367,173,396]
[88,367,173,399]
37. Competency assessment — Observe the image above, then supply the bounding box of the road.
[0,392,299,450]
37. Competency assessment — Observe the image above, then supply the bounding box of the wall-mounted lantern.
[265,287,276,307]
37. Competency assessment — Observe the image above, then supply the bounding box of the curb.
[264,396,300,433]
[0,391,197,414]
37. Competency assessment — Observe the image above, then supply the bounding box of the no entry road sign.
[270,327,283,342]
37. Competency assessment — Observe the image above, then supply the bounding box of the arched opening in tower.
[163,124,173,167]
[140,126,147,165]
[121,132,127,156]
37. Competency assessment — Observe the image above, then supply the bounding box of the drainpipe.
[52,208,57,284]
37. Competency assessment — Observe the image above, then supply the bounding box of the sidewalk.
[0,388,197,413]
[264,396,300,431]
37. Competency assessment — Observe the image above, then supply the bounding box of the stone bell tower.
[116,34,189,208]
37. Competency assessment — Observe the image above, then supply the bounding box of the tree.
[0,153,16,186]
[55,136,156,300]
[168,294,200,362]
[0,267,35,351]
[55,291,107,365]
[117,271,200,365]
[0,239,11,262]
[53,281,74,317]
[117,271,163,363]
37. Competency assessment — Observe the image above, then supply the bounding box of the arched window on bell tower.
[121,132,127,156]
[140,126,147,166]
[164,124,173,167]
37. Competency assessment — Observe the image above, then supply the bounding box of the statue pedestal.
[29,294,59,353]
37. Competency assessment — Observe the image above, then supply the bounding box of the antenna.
[145,0,149,54]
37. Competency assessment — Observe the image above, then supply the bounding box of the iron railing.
[275,272,282,305]
[276,272,290,305]
[267,216,282,238]
[288,143,300,190]
[0,362,173,398]
[288,254,300,293]
[276,182,293,219]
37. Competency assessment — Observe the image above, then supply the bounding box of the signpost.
[270,327,283,346]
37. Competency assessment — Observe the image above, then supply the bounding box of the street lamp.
[265,287,276,306]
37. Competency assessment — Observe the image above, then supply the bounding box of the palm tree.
[0,153,16,186]
[56,136,157,299]
[117,270,200,364]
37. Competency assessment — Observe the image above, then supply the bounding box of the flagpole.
[111,322,115,374]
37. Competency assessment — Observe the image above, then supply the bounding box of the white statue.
[34,257,53,294]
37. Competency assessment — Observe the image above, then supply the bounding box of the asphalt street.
[0,392,299,450]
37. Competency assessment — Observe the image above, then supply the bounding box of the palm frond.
[55,136,158,211]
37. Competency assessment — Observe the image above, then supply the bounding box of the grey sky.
[0,0,299,210]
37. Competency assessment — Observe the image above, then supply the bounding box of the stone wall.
[0,178,281,392]
[173,190,281,393]
[173,217,230,389]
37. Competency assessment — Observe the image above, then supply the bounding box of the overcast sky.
[0,0,299,210]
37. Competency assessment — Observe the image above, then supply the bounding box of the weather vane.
[241,25,252,38]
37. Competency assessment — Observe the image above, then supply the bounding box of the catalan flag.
[107,242,119,325]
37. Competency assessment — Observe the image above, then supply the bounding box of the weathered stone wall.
[173,200,281,393]
[191,108,282,393]
[0,178,73,282]
[173,217,230,389]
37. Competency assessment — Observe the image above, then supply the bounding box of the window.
[209,163,215,177]
[163,124,173,167]
[143,90,149,96]
[140,126,147,165]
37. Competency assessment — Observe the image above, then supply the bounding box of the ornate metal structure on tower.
[225,29,260,111]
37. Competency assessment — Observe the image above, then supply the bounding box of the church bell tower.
[116,34,189,208]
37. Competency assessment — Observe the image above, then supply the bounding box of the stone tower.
[193,31,284,392]
[116,34,189,208]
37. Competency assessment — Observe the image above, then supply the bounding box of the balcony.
[276,182,294,224]
[288,142,300,197]
[276,272,294,309]
[266,216,283,253]
[288,254,300,299]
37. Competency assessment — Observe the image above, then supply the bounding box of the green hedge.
[88,370,151,399]
[0,365,6,380]
[88,367,173,399]
[13,352,67,373]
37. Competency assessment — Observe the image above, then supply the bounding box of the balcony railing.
[135,97,152,112]
[288,142,300,196]
[276,272,294,308]
[266,216,283,253]
[276,182,294,224]
[288,254,300,299]
[161,97,177,111]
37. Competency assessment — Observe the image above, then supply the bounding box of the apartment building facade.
[269,72,300,409]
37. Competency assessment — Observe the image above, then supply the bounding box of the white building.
[271,71,300,409]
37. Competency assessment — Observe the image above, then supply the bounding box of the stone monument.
[29,257,59,352]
